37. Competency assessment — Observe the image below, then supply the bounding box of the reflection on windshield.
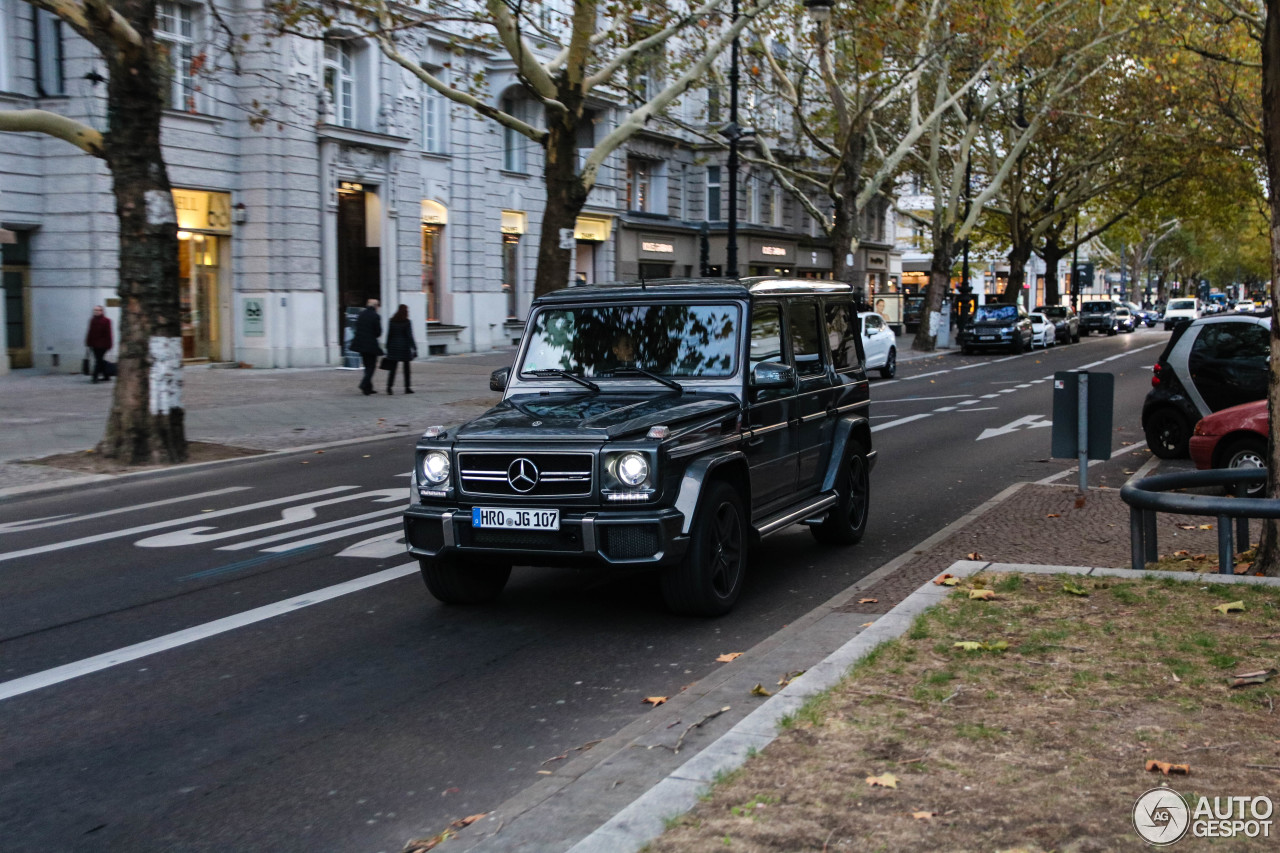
[520,304,740,378]
[975,305,1017,322]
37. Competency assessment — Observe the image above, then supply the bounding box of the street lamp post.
[720,0,744,278]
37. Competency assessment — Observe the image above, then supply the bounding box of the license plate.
[472,507,560,531]
[979,335,996,341]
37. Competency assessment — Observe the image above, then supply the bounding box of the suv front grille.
[458,451,593,497]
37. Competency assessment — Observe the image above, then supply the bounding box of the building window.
[502,96,526,172]
[707,84,721,124]
[744,171,759,223]
[706,166,721,221]
[422,76,447,153]
[156,1,197,111]
[626,158,651,212]
[502,234,520,319]
[324,40,355,127]
[35,10,64,96]
[770,187,783,227]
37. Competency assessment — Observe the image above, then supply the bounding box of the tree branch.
[0,109,104,156]
[487,0,558,100]
[585,0,731,92]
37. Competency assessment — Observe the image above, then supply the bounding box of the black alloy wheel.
[811,445,870,546]
[661,481,746,616]
[1144,407,1192,459]
[419,556,512,604]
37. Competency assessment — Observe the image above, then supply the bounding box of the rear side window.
[788,301,826,376]
[749,303,783,370]
[1192,322,1270,361]
[825,301,861,371]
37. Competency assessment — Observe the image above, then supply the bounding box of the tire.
[811,444,871,546]
[661,481,747,616]
[1107,326,1117,336]
[419,556,511,604]
[1144,407,1192,459]
[961,345,973,355]
[1009,334,1025,355]
[879,347,897,379]
[1072,329,1080,343]
[1222,437,1267,497]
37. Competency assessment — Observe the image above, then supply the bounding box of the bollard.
[1130,507,1145,572]
[1237,515,1250,553]
[1218,515,1233,575]
[1144,510,1159,565]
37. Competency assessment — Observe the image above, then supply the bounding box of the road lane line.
[871,414,932,432]
[0,487,360,564]
[0,563,419,703]
[0,487,252,534]
[872,394,973,404]
[261,517,403,552]
[216,505,406,551]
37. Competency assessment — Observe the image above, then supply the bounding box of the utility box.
[1051,371,1113,460]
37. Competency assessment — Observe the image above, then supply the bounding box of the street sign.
[243,298,265,337]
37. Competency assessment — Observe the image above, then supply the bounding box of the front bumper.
[961,329,1015,348]
[1189,435,1216,470]
[403,504,689,568]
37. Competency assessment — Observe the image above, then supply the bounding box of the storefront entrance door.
[2,266,29,369]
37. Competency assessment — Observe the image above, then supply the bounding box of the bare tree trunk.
[1041,241,1064,306]
[532,103,588,298]
[98,0,186,464]
[1003,242,1033,302]
[1257,0,1280,575]
[912,225,954,352]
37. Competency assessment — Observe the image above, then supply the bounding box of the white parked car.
[1163,297,1201,330]
[858,312,897,378]
[1028,312,1056,348]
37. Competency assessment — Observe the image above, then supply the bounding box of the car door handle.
[747,434,764,446]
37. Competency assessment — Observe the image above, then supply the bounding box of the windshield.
[1083,301,1114,312]
[1039,307,1067,318]
[519,303,741,379]
[1168,299,1196,311]
[974,305,1018,323]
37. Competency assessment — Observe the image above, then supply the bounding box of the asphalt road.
[0,328,1166,853]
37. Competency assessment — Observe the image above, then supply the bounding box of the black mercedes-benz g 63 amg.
[403,278,875,616]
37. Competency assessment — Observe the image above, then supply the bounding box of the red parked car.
[1189,400,1268,495]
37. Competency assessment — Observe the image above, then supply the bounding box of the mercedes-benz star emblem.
[508,458,540,493]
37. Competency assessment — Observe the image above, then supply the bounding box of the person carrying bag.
[84,306,113,383]
[383,304,417,394]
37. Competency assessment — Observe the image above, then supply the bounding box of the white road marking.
[0,487,252,534]
[873,394,974,404]
[1016,384,1033,389]
[135,489,403,549]
[0,487,360,564]
[958,400,981,406]
[262,517,403,552]
[998,388,1017,393]
[871,414,932,432]
[337,531,407,559]
[216,505,406,551]
[1036,441,1150,484]
[0,563,419,703]
[934,406,957,412]
[978,415,1053,441]
[953,407,998,412]
[980,394,1001,399]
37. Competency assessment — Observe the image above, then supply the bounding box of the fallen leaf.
[1046,513,1060,518]
[858,598,879,604]
[965,552,983,560]
[866,773,898,789]
[1173,550,1190,557]
[362,454,371,458]
[860,621,876,627]
[1074,496,1086,509]
[750,683,773,697]
[1121,441,1134,446]
[1235,563,1252,575]
[1145,759,1190,776]
[1192,553,1207,561]
[1176,523,1196,530]
[1230,668,1278,688]
[1123,470,1136,475]
[314,450,324,454]
[1171,671,1181,683]
[912,811,936,820]
[642,696,669,706]
[987,640,1009,652]
[536,770,553,775]
[933,573,960,586]
[716,653,743,662]
[1062,581,1090,596]
[1213,601,1245,615]
[451,814,487,828]
[1200,524,1213,530]
[778,670,804,687]
[954,641,984,651]
[969,589,996,600]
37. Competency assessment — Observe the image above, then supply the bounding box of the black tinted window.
[1083,301,1113,312]
[1192,323,1270,360]
[789,301,826,376]
[749,303,783,370]
[825,301,861,371]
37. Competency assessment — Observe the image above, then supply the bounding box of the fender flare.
[821,416,874,492]
[674,451,747,535]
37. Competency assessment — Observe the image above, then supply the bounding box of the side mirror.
[750,362,795,389]
[490,366,511,392]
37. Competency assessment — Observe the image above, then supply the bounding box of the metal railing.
[1120,469,1272,574]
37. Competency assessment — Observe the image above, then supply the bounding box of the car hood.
[1196,399,1269,436]
[456,392,741,441]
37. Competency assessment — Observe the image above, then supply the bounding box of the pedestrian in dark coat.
[383,304,417,394]
[85,306,113,383]
[350,298,383,395]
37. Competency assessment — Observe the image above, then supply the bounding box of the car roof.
[534,277,854,304]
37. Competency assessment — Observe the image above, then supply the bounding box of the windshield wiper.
[612,366,683,394]
[528,369,600,392]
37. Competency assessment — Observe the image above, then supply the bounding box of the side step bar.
[754,493,838,538]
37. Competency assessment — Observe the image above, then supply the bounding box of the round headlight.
[616,452,649,487]
[421,451,451,485]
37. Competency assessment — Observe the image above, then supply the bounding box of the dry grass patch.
[649,572,1280,852]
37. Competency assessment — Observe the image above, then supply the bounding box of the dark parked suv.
[403,278,876,616]
[1141,314,1271,457]
[957,303,1033,354]
[1079,300,1118,336]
